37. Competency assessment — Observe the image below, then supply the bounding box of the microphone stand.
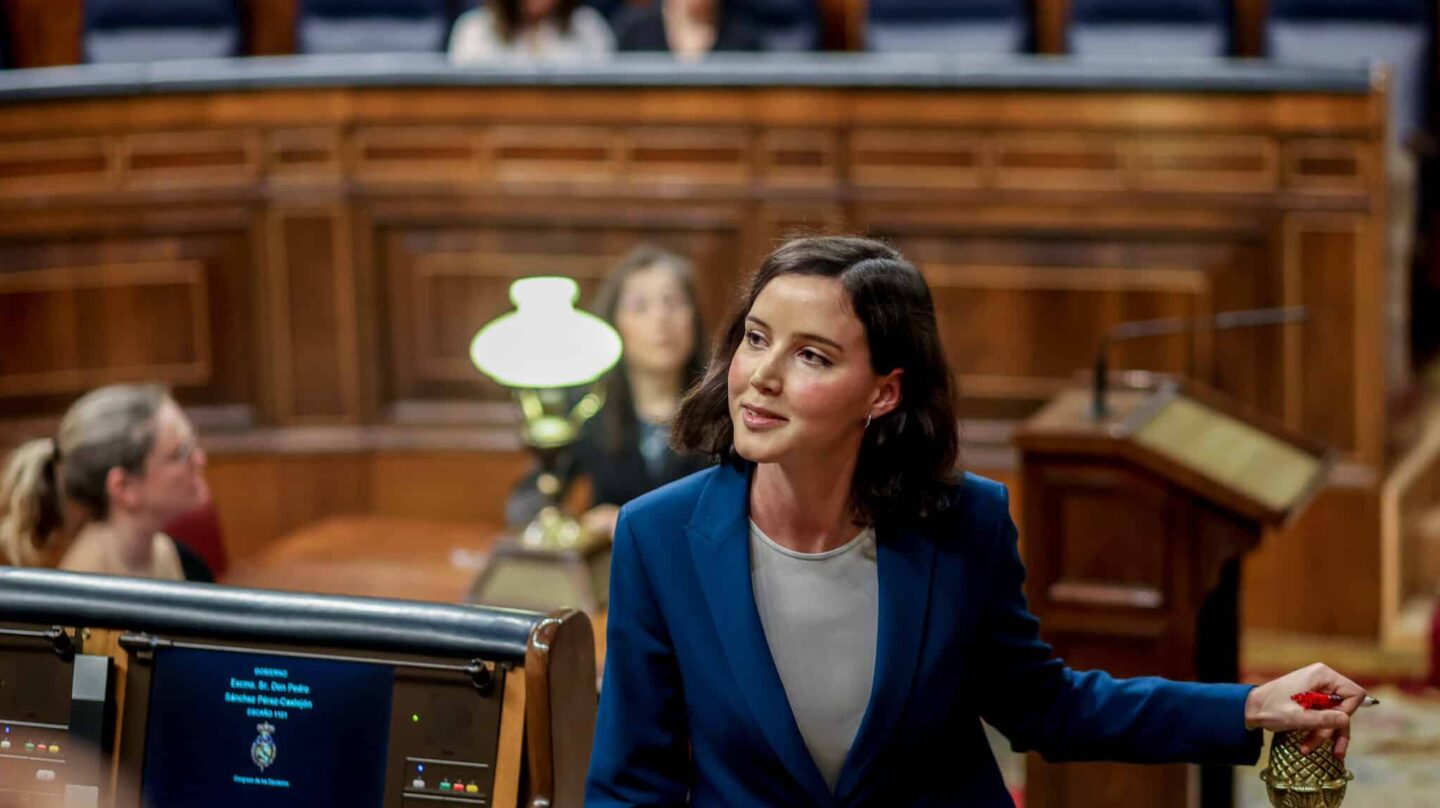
[1092,307,1309,420]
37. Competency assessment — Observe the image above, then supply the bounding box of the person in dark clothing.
[506,245,712,539]
[613,0,762,58]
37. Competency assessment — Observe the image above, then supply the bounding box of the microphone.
[1091,306,1309,420]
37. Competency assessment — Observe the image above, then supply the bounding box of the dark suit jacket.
[613,4,763,52]
[587,462,1262,807]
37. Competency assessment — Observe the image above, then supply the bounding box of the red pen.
[1291,691,1380,709]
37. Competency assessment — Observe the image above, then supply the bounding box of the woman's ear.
[104,466,138,512]
[871,369,903,418]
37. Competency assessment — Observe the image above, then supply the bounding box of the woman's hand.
[581,504,621,540]
[1244,663,1368,758]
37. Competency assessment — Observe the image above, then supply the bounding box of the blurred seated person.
[614,0,763,59]
[449,0,614,62]
[0,384,213,582]
[507,246,712,540]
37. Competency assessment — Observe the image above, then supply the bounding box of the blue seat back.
[300,0,451,53]
[85,0,240,63]
[1069,0,1229,58]
[1267,0,1431,141]
[738,0,819,52]
[867,0,1026,54]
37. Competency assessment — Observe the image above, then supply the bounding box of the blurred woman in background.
[614,0,762,59]
[449,0,614,62]
[507,245,711,540]
[0,384,212,581]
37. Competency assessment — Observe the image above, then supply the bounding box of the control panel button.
[0,739,10,750]
[438,781,451,791]
[24,742,35,752]
[48,745,59,754]
[466,784,479,794]
[36,770,56,782]
[411,779,425,789]
[451,783,465,792]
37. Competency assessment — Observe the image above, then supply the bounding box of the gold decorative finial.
[1260,731,1354,807]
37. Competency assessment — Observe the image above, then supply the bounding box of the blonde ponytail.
[0,438,66,566]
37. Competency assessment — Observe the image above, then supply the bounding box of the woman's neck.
[750,451,862,555]
[627,366,684,423]
[74,514,158,575]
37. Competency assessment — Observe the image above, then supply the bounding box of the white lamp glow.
[469,277,622,389]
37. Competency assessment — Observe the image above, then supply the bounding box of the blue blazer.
[587,463,1262,807]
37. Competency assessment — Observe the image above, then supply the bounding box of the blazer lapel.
[832,523,937,802]
[686,463,835,807]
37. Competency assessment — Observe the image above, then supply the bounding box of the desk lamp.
[467,276,622,614]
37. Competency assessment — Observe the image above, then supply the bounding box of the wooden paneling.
[0,79,1391,637]
[0,231,255,421]
[241,0,297,56]
[371,202,745,406]
[3,0,82,67]
[265,206,361,423]
[207,449,530,559]
[0,261,210,397]
[1243,472,1382,636]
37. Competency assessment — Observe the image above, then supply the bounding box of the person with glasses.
[0,384,213,581]
[506,245,712,541]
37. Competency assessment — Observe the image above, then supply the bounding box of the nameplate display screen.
[141,647,394,807]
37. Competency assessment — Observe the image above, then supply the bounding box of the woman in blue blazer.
[587,236,1367,807]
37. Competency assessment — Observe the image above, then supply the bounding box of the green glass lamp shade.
[469,277,623,389]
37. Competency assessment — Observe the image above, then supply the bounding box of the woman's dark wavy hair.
[673,235,961,526]
[591,245,708,458]
[488,0,581,42]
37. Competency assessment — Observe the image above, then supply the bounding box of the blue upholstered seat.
[84,0,240,63]
[1267,0,1431,141]
[299,0,451,54]
[739,0,819,52]
[1069,0,1229,58]
[867,0,1025,54]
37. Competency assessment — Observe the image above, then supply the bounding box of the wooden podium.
[1013,375,1332,808]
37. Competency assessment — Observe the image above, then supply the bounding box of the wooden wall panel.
[0,231,256,422]
[3,0,82,67]
[265,207,361,423]
[369,202,746,414]
[1243,472,1382,636]
[862,222,1281,421]
[0,81,1392,637]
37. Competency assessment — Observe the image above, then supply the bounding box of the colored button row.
[0,740,60,754]
[412,780,480,794]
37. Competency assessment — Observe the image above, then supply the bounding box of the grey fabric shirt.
[750,520,878,791]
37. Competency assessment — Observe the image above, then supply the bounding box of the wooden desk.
[221,515,492,603]
[222,515,609,663]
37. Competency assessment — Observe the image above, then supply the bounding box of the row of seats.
[0,1,1432,138]
[66,0,1435,58]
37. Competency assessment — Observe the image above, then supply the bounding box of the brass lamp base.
[468,521,612,615]
[1260,731,1354,807]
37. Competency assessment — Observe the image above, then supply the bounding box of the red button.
[452,784,465,792]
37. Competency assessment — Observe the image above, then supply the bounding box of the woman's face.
[667,0,716,21]
[522,0,559,23]
[727,275,900,467]
[133,400,210,523]
[614,264,697,378]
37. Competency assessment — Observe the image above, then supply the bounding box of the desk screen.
[142,647,394,808]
